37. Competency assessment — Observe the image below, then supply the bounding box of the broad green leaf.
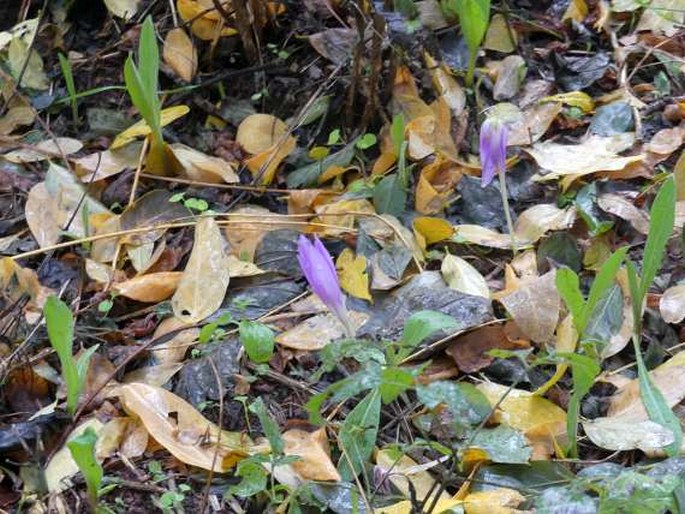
[641,177,675,301]
[468,425,532,464]
[249,398,284,455]
[401,310,460,350]
[67,427,103,506]
[452,0,491,53]
[379,367,415,404]
[239,321,275,363]
[338,390,381,480]
[230,459,268,497]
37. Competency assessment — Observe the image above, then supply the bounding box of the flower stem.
[466,51,477,88]
[497,167,517,255]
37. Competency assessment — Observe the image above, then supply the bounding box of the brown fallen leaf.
[119,382,255,471]
[446,324,530,373]
[112,272,183,302]
[283,428,340,481]
[163,27,197,82]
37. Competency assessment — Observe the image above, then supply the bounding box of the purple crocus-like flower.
[297,235,354,337]
[479,117,508,187]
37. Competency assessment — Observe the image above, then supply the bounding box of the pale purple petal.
[479,118,508,187]
[297,235,345,315]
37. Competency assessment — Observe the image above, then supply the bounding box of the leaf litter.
[2,0,685,512]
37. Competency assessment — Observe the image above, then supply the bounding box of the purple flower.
[479,117,507,187]
[297,235,354,337]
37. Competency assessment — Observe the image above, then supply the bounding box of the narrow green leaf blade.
[555,268,585,332]
[338,389,381,481]
[249,398,284,455]
[581,246,628,331]
[67,427,103,505]
[138,16,159,101]
[641,177,676,300]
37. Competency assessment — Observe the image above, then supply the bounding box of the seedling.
[67,427,103,513]
[44,296,99,415]
[441,0,491,86]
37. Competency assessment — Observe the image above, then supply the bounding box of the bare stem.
[498,167,517,255]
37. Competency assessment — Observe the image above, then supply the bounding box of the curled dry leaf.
[597,193,650,235]
[513,204,576,242]
[477,381,567,459]
[526,133,643,182]
[275,311,369,351]
[171,143,239,183]
[660,284,685,324]
[74,142,143,182]
[441,254,490,299]
[112,272,183,302]
[103,0,140,19]
[0,105,35,135]
[499,270,560,344]
[177,0,238,40]
[163,28,197,82]
[25,182,62,248]
[119,382,254,471]
[237,114,297,185]
[172,217,231,324]
[3,137,83,163]
[282,428,340,481]
[424,52,465,116]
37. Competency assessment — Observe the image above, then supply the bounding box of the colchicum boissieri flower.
[297,235,355,337]
[479,115,517,253]
[479,116,507,187]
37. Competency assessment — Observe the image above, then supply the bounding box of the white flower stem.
[497,167,517,255]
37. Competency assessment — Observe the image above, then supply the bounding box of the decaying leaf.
[237,114,297,185]
[477,381,567,459]
[103,0,141,19]
[275,311,369,350]
[499,270,560,344]
[283,428,340,481]
[172,217,231,323]
[583,416,675,452]
[660,284,685,324]
[163,28,197,82]
[177,0,238,40]
[3,138,82,163]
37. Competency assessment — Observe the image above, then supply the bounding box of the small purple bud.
[297,235,354,337]
[479,117,508,187]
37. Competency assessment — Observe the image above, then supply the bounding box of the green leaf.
[45,296,82,415]
[401,310,460,350]
[467,425,532,464]
[626,260,643,325]
[249,398,284,455]
[138,17,159,101]
[391,114,406,155]
[555,268,584,332]
[67,427,103,507]
[575,182,614,236]
[635,347,682,457]
[230,459,268,497]
[338,390,381,481]
[416,381,491,430]
[581,247,628,332]
[239,321,275,363]
[373,173,406,217]
[559,353,600,457]
[355,133,377,150]
[454,0,491,54]
[379,367,415,404]
[641,177,676,301]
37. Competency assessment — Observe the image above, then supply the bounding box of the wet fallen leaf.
[484,13,517,53]
[119,382,254,471]
[163,27,197,82]
[597,193,650,234]
[177,0,238,40]
[237,113,297,184]
[25,183,62,248]
[8,33,48,90]
[660,284,685,324]
[441,254,490,299]
[172,217,231,323]
[113,272,183,302]
[463,487,527,514]
[477,381,567,459]
[446,324,530,373]
[150,316,198,364]
[74,142,143,182]
[413,216,454,245]
[171,143,239,183]
[513,204,576,243]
